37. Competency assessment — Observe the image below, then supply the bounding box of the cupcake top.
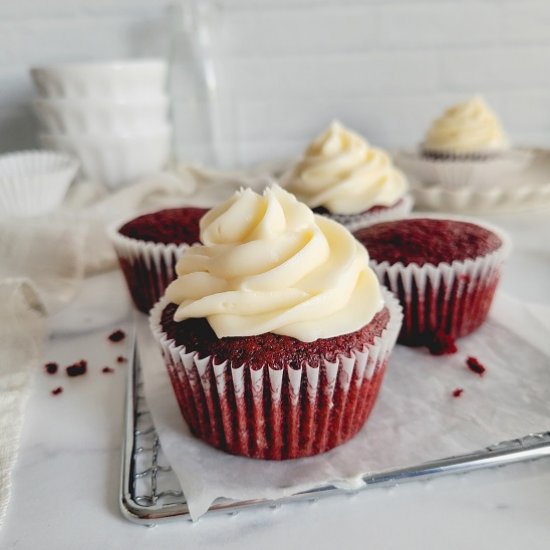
[354,218,503,266]
[160,304,390,367]
[165,184,384,342]
[118,207,208,245]
[284,121,408,215]
[423,96,508,154]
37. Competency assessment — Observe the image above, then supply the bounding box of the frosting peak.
[424,96,508,153]
[165,185,384,342]
[284,121,407,215]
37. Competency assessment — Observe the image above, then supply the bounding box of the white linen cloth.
[0,162,277,528]
[137,292,550,521]
[0,280,46,528]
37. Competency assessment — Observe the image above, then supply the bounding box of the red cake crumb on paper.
[426,331,458,356]
[66,360,87,377]
[102,366,115,374]
[44,362,58,375]
[51,387,63,396]
[116,356,127,364]
[108,329,126,343]
[452,388,464,398]
[466,356,486,376]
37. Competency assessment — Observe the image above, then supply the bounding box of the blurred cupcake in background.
[282,121,413,231]
[422,96,508,160]
[395,96,532,191]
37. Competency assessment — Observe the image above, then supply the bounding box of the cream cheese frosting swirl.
[165,185,384,342]
[284,121,407,215]
[423,96,508,153]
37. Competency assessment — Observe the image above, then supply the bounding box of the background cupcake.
[283,121,412,230]
[395,96,532,190]
[422,96,508,159]
[150,185,402,460]
[354,216,510,353]
[110,206,207,313]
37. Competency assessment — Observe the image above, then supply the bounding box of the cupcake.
[109,207,208,313]
[150,185,402,460]
[354,216,510,350]
[283,121,412,230]
[422,96,508,159]
[395,97,531,190]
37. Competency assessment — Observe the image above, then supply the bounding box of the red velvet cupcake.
[283,121,413,230]
[150,186,402,460]
[109,207,207,313]
[353,216,510,347]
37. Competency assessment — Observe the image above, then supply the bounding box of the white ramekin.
[0,150,79,217]
[30,59,167,100]
[33,96,169,134]
[40,127,171,189]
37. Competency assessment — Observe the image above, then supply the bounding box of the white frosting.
[424,96,508,153]
[165,185,384,342]
[284,121,407,215]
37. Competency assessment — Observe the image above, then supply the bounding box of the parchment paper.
[138,291,550,521]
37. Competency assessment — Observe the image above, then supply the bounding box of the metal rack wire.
[120,347,550,526]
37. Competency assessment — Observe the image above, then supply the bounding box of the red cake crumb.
[66,360,87,377]
[426,331,458,356]
[466,356,486,376]
[44,362,58,375]
[452,388,464,398]
[102,366,115,374]
[116,356,127,364]
[51,387,63,396]
[108,329,126,343]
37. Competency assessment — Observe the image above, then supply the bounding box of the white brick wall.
[1,0,550,167]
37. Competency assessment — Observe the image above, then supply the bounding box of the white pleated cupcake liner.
[108,219,195,314]
[341,194,415,233]
[394,149,533,191]
[0,150,79,217]
[367,215,511,344]
[149,286,403,460]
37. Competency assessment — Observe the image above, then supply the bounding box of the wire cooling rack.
[120,346,550,526]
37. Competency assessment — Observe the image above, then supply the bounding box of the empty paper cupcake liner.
[394,149,533,191]
[341,194,414,232]
[369,217,511,346]
[108,220,196,314]
[0,150,79,217]
[149,287,403,460]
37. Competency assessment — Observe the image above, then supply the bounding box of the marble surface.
[2,208,550,549]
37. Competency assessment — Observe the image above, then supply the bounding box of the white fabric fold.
[0,280,46,528]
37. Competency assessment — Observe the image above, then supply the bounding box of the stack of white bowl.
[31,59,172,190]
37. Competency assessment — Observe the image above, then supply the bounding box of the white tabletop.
[2,208,550,550]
